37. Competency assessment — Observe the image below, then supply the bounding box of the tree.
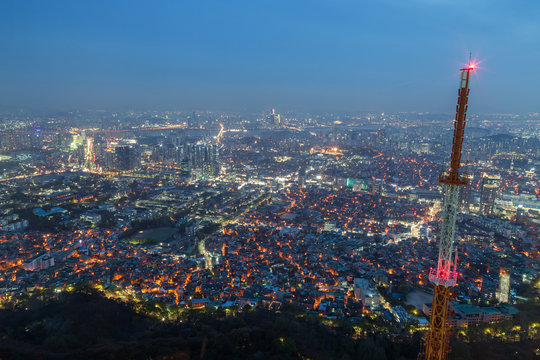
[452,341,472,360]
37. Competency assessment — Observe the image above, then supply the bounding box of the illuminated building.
[353,278,381,310]
[458,174,473,211]
[188,144,219,178]
[271,108,281,127]
[371,179,383,196]
[114,145,140,171]
[496,268,510,303]
[22,252,54,271]
[480,174,500,216]
[84,137,95,170]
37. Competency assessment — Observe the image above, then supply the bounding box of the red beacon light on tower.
[462,58,481,72]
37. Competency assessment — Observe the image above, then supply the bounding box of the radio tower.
[419,59,476,360]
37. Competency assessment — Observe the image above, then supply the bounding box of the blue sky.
[0,0,539,113]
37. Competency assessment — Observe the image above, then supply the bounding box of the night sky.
[1,0,539,113]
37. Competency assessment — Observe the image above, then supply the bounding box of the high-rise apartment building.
[271,108,281,127]
[496,268,510,303]
[114,145,140,171]
[480,174,500,216]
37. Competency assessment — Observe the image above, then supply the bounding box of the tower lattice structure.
[419,61,475,360]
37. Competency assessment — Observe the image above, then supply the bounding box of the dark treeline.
[0,288,537,359]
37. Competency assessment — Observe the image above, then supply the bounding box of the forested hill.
[0,288,537,359]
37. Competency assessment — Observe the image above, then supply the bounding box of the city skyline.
[0,2,538,359]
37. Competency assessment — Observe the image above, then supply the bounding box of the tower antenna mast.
[419,59,476,360]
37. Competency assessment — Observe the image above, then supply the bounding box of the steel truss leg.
[419,285,453,360]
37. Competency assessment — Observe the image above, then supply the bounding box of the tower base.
[419,285,454,360]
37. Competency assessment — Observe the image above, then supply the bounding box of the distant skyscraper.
[271,108,281,127]
[515,205,525,219]
[188,144,219,179]
[480,174,500,216]
[114,145,140,171]
[188,111,198,129]
[459,174,473,211]
[103,149,115,171]
[496,268,510,303]
[180,159,190,176]
[371,179,383,196]
[84,137,95,170]
[151,143,177,165]
[298,161,307,188]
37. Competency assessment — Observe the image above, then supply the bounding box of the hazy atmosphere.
[1,0,539,112]
[0,2,539,360]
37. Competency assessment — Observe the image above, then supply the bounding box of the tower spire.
[419,60,476,360]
